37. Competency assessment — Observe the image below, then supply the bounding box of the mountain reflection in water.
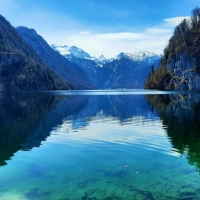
[0,91,200,199]
[1,93,200,169]
[146,94,200,171]
[0,93,89,166]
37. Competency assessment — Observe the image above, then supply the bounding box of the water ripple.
[47,116,176,157]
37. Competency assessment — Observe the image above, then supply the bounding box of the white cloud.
[96,32,145,41]
[80,31,91,35]
[51,31,168,58]
[0,1,192,58]
[44,16,191,58]
[146,28,171,34]
[164,16,190,27]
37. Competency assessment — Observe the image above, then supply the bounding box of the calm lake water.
[0,90,200,200]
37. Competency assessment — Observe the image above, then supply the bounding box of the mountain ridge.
[51,44,160,64]
[17,27,95,89]
[0,15,72,91]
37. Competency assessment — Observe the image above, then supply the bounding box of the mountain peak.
[50,44,91,59]
[117,51,159,62]
[17,26,37,36]
[99,54,105,59]
[117,52,126,58]
[50,44,70,55]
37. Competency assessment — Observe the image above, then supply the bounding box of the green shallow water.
[0,91,200,199]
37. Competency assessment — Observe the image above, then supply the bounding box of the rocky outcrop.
[166,53,200,90]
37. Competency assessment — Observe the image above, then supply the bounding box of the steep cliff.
[145,7,200,90]
[165,53,200,89]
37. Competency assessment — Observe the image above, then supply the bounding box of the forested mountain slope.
[145,7,200,90]
[16,27,95,90]
[0,15,72,90]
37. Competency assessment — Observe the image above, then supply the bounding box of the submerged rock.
[25,188,40,199]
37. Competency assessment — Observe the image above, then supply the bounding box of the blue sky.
[0,0,199,57]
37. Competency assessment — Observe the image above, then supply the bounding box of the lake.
[0,90,200,200]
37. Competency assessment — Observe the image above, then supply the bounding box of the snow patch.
[117,51,160,62]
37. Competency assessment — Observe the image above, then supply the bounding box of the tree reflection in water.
[146,94,200,171]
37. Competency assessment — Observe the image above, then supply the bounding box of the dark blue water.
[0,90,200,199]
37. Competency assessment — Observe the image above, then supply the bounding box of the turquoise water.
[0,91,200,199]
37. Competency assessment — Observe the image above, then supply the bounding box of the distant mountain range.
[0,13,161,91]
[51,44,160,89]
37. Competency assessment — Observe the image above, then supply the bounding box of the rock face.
[145,8,200,90]
[0,15,72,91]
[16,27,95,90]
[166,53,200,90]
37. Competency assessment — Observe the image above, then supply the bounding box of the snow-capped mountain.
[102,53,160,89]
[91,55,113,67]
[50,44,113,65]
[51,44,160,64]
[50,44,161,89]
[95,54,113,62]
[51,44,92,59]
[117,51,160,63]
